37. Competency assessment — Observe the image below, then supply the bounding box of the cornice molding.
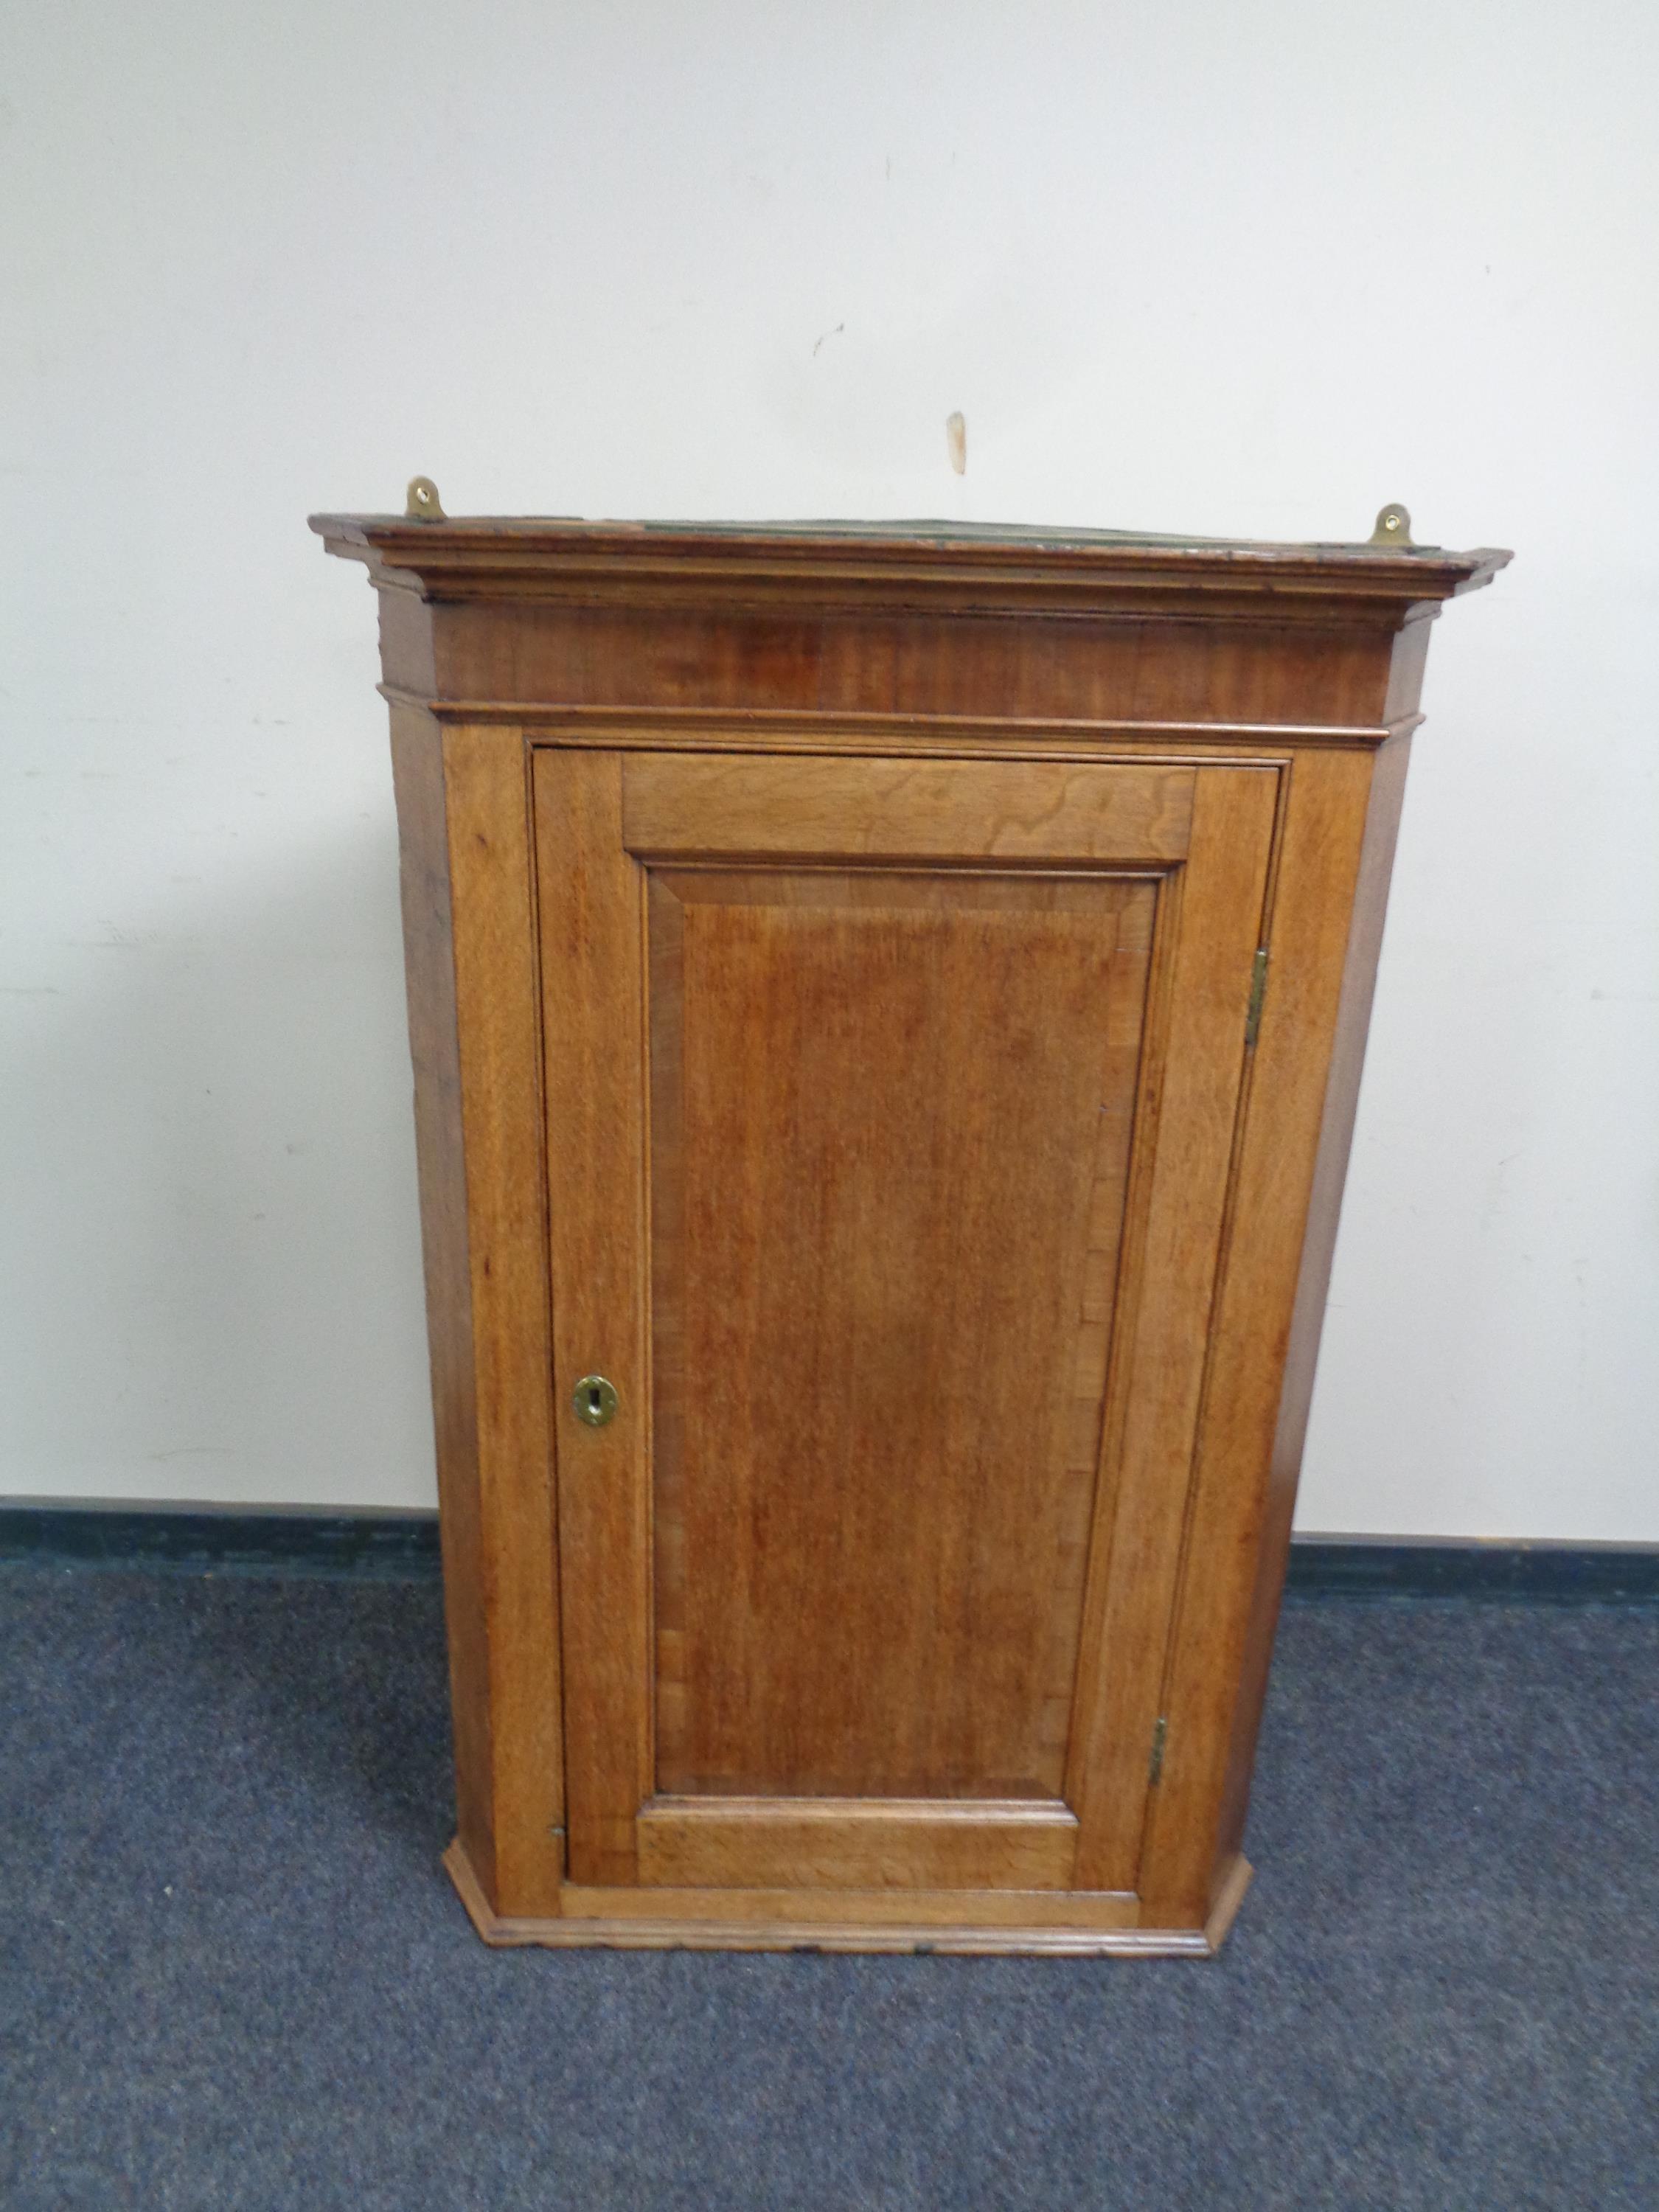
[312,514,1510,626]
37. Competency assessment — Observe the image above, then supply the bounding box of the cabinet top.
[310,507,1509,622]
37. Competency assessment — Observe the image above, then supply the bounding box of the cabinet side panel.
[378,577,438,697]
[1382,610,1436,724]
[1136,745,1392,1925]
[386,701,495,1899]
[1214,731,1412,1865]
[442,725,566,1915]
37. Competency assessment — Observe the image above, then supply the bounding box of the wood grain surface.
[385,713,565,1913]
[1064,766,1279,1891]
[437,725,565,1913]
[622,754,1194,861]
[636,1798,1079,1892]
[1138,737,1417,1929]
[532,748,653,1888]
[649,866,1157,1804]
[533,747,1278,1906]
[442,1837,1253,1956]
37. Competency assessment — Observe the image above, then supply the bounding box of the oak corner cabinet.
[313,501,1508,1956]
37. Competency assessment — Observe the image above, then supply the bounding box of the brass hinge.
[1148,1715,1167,1787]
[1245,947,1270,1050]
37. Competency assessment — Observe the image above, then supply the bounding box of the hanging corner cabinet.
[313,499,1508,1955]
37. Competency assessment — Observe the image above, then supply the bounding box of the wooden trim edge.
[440,1839,1245,1958]
[313,515,1511,616]
[1203,1854,1254,1953]
[375,689,1416,748]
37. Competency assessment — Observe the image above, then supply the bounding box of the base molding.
[442,1837,1252,1958]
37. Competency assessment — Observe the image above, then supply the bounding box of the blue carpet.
[1,1568,1655,2209]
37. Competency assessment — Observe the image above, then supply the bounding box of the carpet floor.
[1,1568,1655,2210]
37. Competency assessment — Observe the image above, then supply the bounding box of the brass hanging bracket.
[406,476,446,523]
[1368,502,1413,549]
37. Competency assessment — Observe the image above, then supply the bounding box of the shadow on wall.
[0,814,436,1510]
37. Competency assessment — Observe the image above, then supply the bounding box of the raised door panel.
[535,748,1276,1896]
[650,866,1155,1806]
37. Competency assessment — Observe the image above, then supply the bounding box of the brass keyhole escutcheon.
[573,1374,619,1427]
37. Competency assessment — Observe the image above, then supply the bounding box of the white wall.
[4,0,1655,1534]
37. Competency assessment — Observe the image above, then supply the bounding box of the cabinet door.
[535,747,1276,1897]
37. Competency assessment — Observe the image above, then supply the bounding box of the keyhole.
[573,1374,618,1427]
